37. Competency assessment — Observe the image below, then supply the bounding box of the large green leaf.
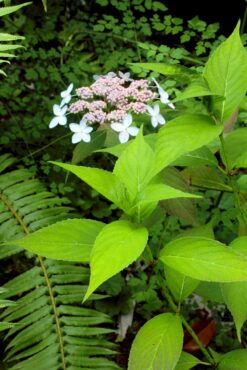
[114,129,155,201]
[154,114,222,175]
[83,221,148,301]
[221,281,247,342]
[183,166,232,192]
[203,22,247,121]
[165,225,214,302]
[195,282,225,303]
[174,352,206,370]
[221,128,247,170]
[50,162,128,211]
[128,313,183,370]
[165,266,199,303]
[173,77,218,103]
[218,349,247,370]
[160,237,247,282]
[161,167,198,225]
[3,219,105,262]
[172,146,218,167]
[220,236,247,341]
[71,131,106,165]
[137,183,201,204]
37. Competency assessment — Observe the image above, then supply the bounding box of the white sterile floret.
[118,71,133,82]
[146,104,166,127]
[69,120,93,144]
[111,114,139,144]
[152,78,175,109]
[49,104,68,128]
[60,83,74,106]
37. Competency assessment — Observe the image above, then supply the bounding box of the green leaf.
[173,77,218,102]
[218,349,247,370]
[165,225,214,302]
[0,33,24,41]
[114,129,155,201]
[128,313,183,370]
[161,167,198,225]
[160,237,247,282]
[174,351,205,370]
[83,221,148,301]
[203,22,247,121]
[154,114,222,175]
[0,44,23,51]
[172,146,217,167]
[183,166,232,192]
[0,2,31,17]
[221,128,247,170]
[42,0,47,11]
[50,162,128,211]
[221,281,247,341]
[137,183,201,204]
[71,131,106,165]
[195,282,225,303]
[0,52,15,57]
[165,266,199,303]
[220,236,247,341]
[3,219,105,262]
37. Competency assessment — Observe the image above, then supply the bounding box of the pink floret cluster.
[68,74,156,125]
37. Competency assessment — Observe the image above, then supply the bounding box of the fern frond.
[0,287,15,331]
[0,154,121,369]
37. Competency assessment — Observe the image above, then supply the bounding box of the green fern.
[0,154,121,370]
[0,287,15,331]
[0,1,31,76]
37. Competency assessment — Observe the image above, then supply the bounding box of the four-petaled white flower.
[152,78,175,109]
[146,104,166,127]
[49,104,68,128]
[60,83,74,106]
[69,120,93,143]
[111,114,139,143]
[118,71,133,82]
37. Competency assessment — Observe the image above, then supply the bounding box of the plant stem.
[162,286,215,366]
[19,133,71,162]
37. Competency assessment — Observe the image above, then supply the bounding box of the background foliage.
[1,1,247,369]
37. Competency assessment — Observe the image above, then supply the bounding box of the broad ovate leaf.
[218,349,247,370]
[160,237,247,282]
[220,236,247,341]
[204,22,247,121]
[114,129,155,201]
[173,77,218,103]
[128,313,183,370]
[221,281,247,342]
[165,224,214,302]
[220,128,247,170]
[83,220,148,301]
[137,183,201,204]
[50,162,128,211]
[154,114,222,175]
[172,146,218,167]
[4,219,105,262]
[165,266,199,303]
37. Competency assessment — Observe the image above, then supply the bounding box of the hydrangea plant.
[49,72,175,143]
